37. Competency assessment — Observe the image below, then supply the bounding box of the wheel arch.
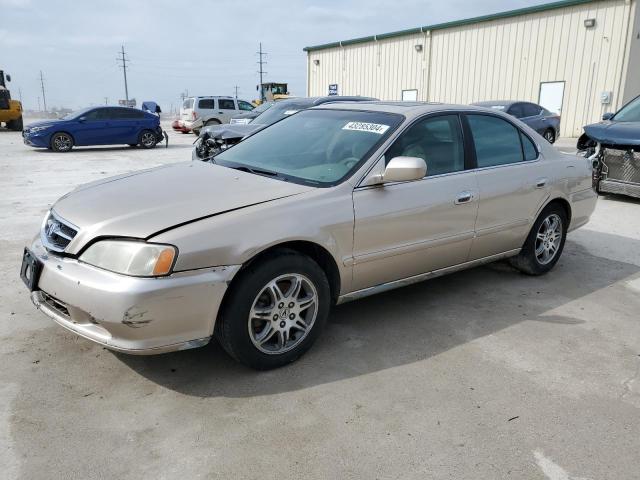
[541,197,572,226]
[232,240,342,305]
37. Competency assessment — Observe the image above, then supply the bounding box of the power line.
[39,71,47,112]
[257,42,267,102]
[117,45,130,105]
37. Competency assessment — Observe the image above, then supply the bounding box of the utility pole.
[39,71,47,112]
[233,85,239,99]
[257,42,267,102]
[117,45,130,105]
[104,97,109,105]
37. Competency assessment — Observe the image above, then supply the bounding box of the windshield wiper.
[230,165,282,178]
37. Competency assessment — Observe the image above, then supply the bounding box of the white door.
[539,82,565,115]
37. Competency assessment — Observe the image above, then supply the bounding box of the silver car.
[21,102,597,369]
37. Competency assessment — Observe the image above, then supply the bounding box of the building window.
[401,90,418,102]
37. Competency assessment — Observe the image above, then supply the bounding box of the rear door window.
[467,114,525,167]
[183,98,194,109]
[523,103,542,117]
[198,98,216,109]
[507,103,525,119]
[218,99,236,110]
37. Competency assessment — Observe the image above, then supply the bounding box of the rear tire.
[139,130,157,149]
[205,119,221,127]
[215,249,330,370]
[510,203,567,275]
[543,129,556,144]
[50,132,74,152]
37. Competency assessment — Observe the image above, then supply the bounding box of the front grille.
[602,149,640,185]
[41,211,78,252]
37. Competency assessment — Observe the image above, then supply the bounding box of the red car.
[171,119,190,134]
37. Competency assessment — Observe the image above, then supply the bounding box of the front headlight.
[79,240,177,277]
[29,126,50,133]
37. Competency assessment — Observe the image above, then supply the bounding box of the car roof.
[472,100,517,107]
[189,96,236,100]
[314,101,500,117]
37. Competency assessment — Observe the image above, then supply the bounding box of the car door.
[72,108,108,145]
[113,107,143,144]
[521,102,545,134]
[464,113,551,260]
[217,98,237,123]
[351,114,479,291]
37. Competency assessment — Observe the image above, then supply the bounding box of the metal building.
[304,0,640,137]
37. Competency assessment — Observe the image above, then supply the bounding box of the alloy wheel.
[535,213,563,265]
[53,134,72,151]
[248,273,318,355]
[141,132,156,147]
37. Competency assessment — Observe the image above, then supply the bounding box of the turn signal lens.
[153,248,176,276]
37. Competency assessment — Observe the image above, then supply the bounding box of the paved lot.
[1,124,639,480]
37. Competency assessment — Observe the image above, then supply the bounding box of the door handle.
[536,178,548,188]
[455,191,474,205]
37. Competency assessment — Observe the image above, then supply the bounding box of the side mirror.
[382,156,427,183]
[5,74,11,82]
[602,112,614,121]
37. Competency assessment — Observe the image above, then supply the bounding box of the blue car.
[578,94,640,199]
[23,106,164,152]
[472,100,561,144]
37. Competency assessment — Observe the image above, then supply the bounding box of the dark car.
[23,106,164,152]
[577,94,640,199]
[472,101,560,144]
[193,96,378,160]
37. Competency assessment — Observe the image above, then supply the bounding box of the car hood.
[53,161,314,254]
[24,119,65,130]
[583,120,640,146]
[201,123,263,139]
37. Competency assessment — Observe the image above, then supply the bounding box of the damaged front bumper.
[27,237,240,354]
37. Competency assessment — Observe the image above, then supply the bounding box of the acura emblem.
[47,221,59,237]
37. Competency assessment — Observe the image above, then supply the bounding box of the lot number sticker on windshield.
[342,122,390,135]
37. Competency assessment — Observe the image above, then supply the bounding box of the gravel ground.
[1,123,639,480]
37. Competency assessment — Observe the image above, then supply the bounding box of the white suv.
[181,96,254,134]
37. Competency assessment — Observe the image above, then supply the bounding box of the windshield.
[252,100,315,126]
[253,101,274,114]
[62,107,92,120]
[613,96,640,122]
[214,109,403,187]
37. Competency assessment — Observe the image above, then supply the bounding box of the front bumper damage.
[28,237,240,354]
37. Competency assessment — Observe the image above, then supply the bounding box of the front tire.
[50,132,74,152]
[216,250,330,370]
[510,204,567,275]
[543,129,556,144]
[139,130,157,149]
[7,116,23,131]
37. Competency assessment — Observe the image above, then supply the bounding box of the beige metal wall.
[307,0,639,137]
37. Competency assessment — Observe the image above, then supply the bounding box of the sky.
[1,0,554,113]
